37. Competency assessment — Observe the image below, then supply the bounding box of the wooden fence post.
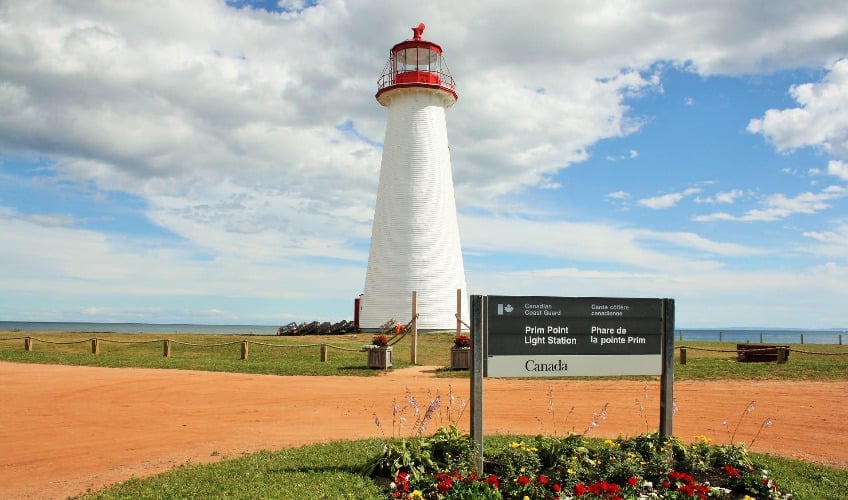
[777,347,788,364]
[240,341,249,360]
[680,347,687,365]
[163,339,171,357]
[411,291,418,365]
[456,288,462,337]
[91,338,100,354]
[24,337,32,351]
[320,344,328,362]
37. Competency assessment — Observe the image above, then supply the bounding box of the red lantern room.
[376,23,457,105]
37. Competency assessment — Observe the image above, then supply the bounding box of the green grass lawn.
[1,331,846,380]
[0,331,454,376]
[71,437,848,500]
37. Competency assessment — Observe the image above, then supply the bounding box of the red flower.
[723,465,741,478]
[627,476,639,487]
[516,475,531,486]
[394,471,410,492]
[552,483,561,493]
[437,479,452,493]
[435,472,454,493]
[668,471,695,484]
[574,483,587,496]
[538,474,549,485]
[453,334,471,348]
[588,481,621,495]
[372,334,390,347]
[486,474,500,490]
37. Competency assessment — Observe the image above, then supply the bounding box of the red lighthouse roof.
[376,23,457,104]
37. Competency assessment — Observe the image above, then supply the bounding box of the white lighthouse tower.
[360,23,467,331]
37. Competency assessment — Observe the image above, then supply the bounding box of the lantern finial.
[412,23,425,40]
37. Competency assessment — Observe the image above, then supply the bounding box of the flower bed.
[453,334,471,349]
[367,428,792,499]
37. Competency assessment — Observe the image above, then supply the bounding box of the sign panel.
[485,296,664,377]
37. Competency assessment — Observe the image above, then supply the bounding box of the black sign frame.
[468,295,675,473]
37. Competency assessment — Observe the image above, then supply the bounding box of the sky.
[1,0,847,329]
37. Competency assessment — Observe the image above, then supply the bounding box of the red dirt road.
[1,362,846,499]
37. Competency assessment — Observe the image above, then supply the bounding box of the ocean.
[0,321,280,335]
[0,321,845,344]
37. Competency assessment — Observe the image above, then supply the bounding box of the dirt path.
[1,362,846,499]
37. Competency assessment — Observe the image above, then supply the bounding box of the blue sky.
[1,1,847,328]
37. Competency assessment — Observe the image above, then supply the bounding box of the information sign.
[485,296,665,377]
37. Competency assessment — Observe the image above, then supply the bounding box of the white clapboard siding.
[360,86,467,330]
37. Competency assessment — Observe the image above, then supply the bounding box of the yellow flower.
[409,491,424,499]
[523,497,531,500]
[742,496,756,500]
[693,434,712,444]
[604,439,617,447]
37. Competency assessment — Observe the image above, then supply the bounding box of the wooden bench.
[736,344,789,363]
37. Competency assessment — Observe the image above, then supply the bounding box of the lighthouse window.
[396,47,442,73]
[429,52,442,73]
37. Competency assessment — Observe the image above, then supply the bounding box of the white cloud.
[606,191,630,200]
[694,186,848,222]
[803,222,848,260]
[605,149,640,161]
[459,214,761,272]
[747,58,848,157]
[637,188,701,209]
[470,262,848,328]
[695,189,745,204]
[826,160,848,180]
[0,207,78,227]
[0,214,364,317]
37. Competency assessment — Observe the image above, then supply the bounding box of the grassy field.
[1,331,846,380]
[0,331,447,376]
[71,437,848,500]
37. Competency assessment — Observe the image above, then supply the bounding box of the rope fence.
[676,343,848,365]
[0,312,424,362]
[4,332,846,364]
[675,345,848,356]
[0,335,389,362]
[676,330,843,345]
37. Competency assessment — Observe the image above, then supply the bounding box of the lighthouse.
[359,24,467,331]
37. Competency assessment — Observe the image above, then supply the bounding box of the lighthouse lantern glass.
[396,47,441,73]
